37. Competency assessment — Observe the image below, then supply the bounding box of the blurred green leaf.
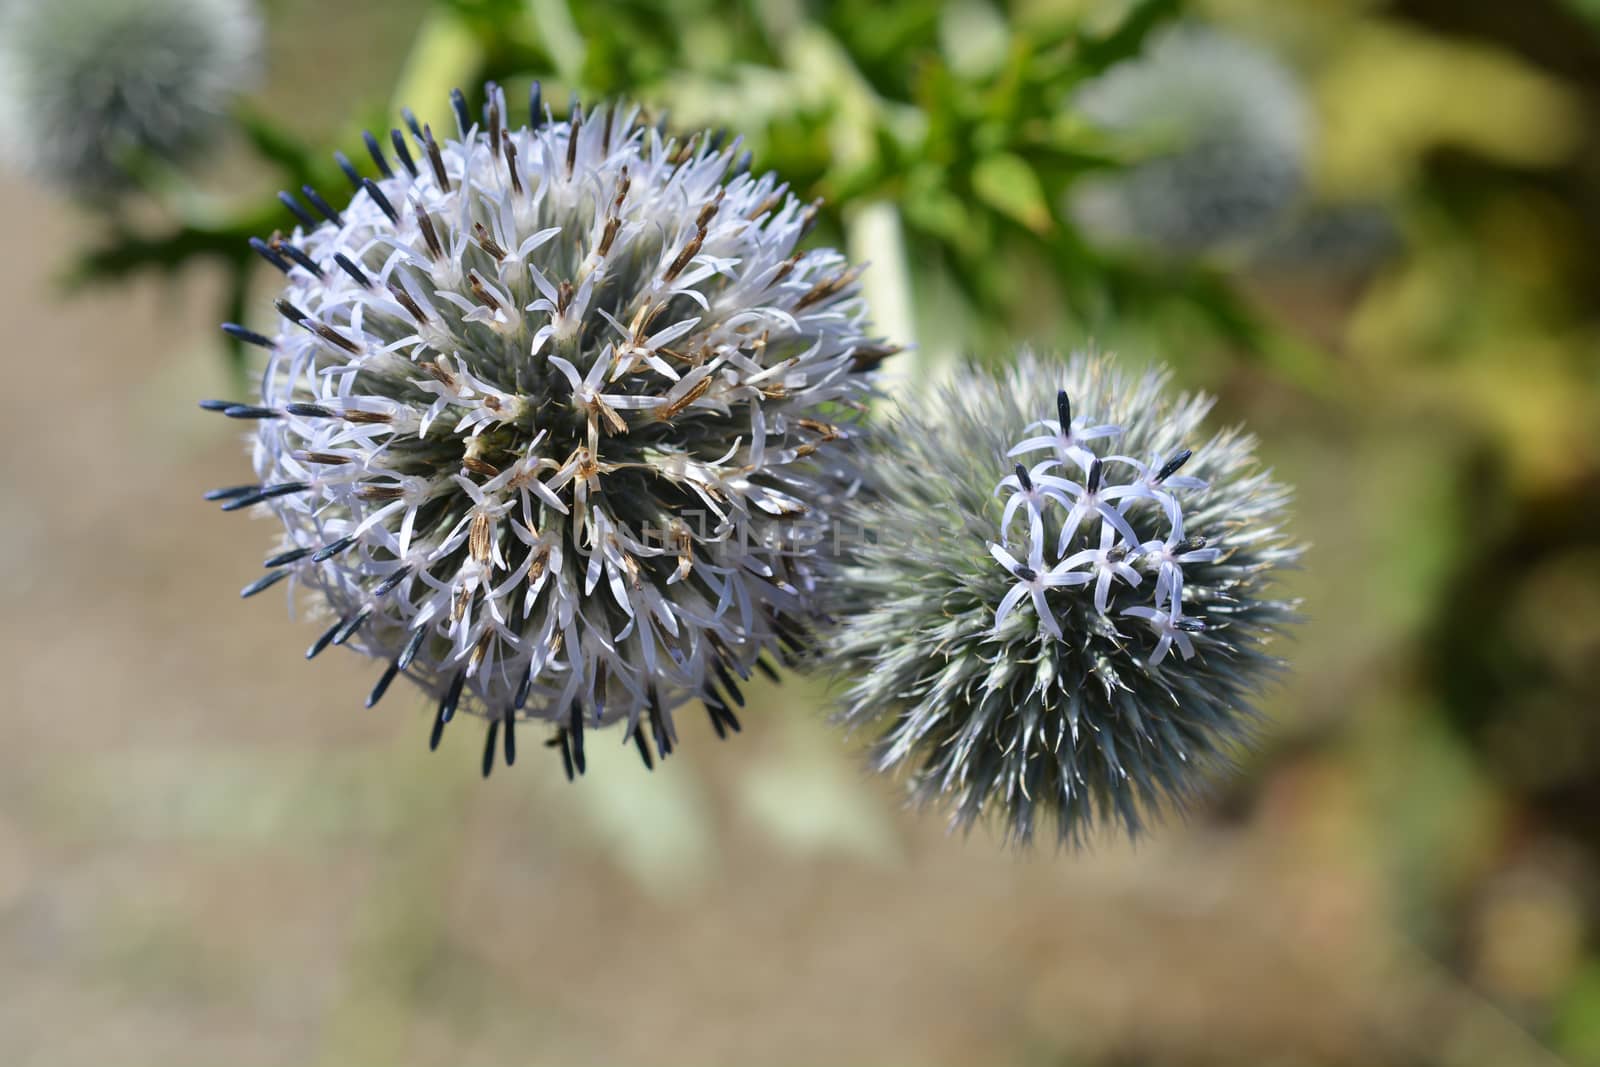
[1072,0,1183,76]
[389,5,485,132]
[233,105,321,184]
[972,152,1052,233]
[1555,960,1600,1062]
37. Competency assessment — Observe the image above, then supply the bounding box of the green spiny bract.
[0,0,260,196]
[825,351,1301,845]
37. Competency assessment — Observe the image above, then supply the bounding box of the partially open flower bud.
[825,351,1302,844]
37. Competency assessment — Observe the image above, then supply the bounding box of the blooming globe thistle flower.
[826,351,1301,844]
[202,85,888,776]
[1070,24,1311,256]
[0,0,261,195]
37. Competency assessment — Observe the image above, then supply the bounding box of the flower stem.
[846,198,923,389]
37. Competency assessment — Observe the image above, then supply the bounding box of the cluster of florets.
[826,353,1300,845]
[204,85,888,777]
[989,389,1217,660]
[0,0,261,196]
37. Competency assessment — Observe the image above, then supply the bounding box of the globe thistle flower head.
[826,351,1301,845]
[203,85,888,777]
[0,0,261,196]
[1070,24,1311,255]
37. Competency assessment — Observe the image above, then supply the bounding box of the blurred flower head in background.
[0,0,261,197]
[205,85,886,778]
[826,351,1302,844]
[1071,23,1312,258]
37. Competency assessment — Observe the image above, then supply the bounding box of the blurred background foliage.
[8,0,1600,1063]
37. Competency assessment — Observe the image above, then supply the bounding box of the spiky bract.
[826,351,1300,845]
[0,0,260,195]
[1071,24,1310,255]
[205,86,885,775]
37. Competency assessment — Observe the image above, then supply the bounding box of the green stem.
[846,198,924,386]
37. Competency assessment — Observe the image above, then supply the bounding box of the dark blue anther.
[202,483,256,500]
[1155,449,1193,484]
[310,535,355,563]
[264,546,311,568]
[397,626,429,671]
[333,150,362,190]
[439,671,466,724]
[222,323,274,349]
[389,128,418,177]
[360,178,399,224]
[301,185,344,227]
[362,130,393,178]
[222,404,281,421]
[333,253,371,288]
[481,721,499,777]
[248,237,291,273]
[306,618,342,659]
[277,191,318,230]
[277,242,322,278]
[239,570,291,598]
[331,608,369,646]
[366,661,400,708]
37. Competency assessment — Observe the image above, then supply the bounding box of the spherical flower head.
[0,0,261,195]
[825,351,1302,845]
[204,86,887,777]
[1070,24,1311,255]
